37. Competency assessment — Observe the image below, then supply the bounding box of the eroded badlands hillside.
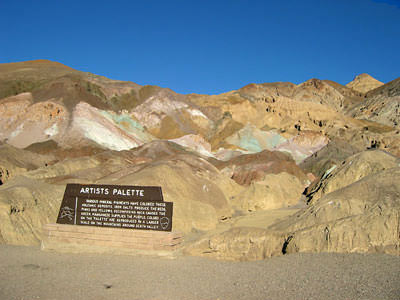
[0,60,399,260]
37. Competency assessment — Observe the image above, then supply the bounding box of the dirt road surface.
[0,245,399,300]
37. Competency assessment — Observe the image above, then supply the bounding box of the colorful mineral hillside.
[0,60,398,262]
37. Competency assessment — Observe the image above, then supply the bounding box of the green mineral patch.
[237,133,263,153]
[99,111,153,142]
[100,111,144,132]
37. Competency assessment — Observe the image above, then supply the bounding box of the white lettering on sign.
[79,187,110,195]
[76,198,171,231]
[112,189,144,196]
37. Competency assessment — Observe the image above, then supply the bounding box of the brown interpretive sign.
[56,184,173,232]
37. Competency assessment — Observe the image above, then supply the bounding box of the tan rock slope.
[279,166,400,256]
[185,150,400,260]
[306,150,399,203]
[213,150,308,212]
[0,144,54,185]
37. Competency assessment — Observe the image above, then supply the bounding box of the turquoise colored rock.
[237,132,263,152]
[226,125,287,153]
[99,111,154,143]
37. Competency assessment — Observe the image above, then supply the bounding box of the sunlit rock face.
[348,77,400,128]
[346,73,384,94]
[0,60,399,260]
[305,149,400,203]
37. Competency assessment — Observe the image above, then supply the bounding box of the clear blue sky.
[0,0,399,94]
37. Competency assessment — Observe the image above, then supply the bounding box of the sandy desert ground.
[0,245,399,300]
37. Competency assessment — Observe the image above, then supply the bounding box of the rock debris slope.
[0,60,399,260]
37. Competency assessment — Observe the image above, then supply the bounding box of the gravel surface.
[0,245,399,300]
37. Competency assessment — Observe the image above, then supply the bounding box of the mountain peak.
[346,73,384,93]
